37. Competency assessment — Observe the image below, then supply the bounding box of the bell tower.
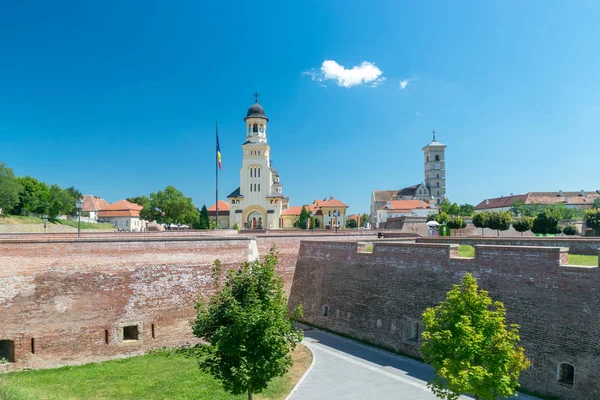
[244,92,268,144]
[423,130,447,204]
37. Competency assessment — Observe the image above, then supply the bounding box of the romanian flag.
[216,130,222,170]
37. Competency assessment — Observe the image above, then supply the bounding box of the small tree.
[531,209,562,235]
[512,216,533,237]
[593,197,600,210]
[471,213,487,236]
[446,216,463,237]
[0,162,22,214]
[296,206,311,230]
[192,247,303,400]
[232,222,240,231]
[421,273,529,400]
[486,211,512,237]
[435,211,448,224]
[199,205,210,229]
[346,219,357,229]
[562,224,579,236]
[360,213,369,227]
[585,208,600,235]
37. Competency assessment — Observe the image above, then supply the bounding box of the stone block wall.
[288,241,600,400]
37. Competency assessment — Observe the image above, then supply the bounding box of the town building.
[474,190,600,212]
[375,199,434,228]
[369,132,446,226]
[207,200,230,228]
[81,195,111,223]
[280,197,348,229]
[97,200,146,231]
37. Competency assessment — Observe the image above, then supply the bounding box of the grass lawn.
[0,344,312,400]
[568,254,598,266]
[55,219,115,230]
[0,214,113,230]
[458,245,475,258]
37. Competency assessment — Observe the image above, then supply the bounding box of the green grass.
[568,254,598,266]
[457,245,475,258]
[54,219,115,230]
[0,345,311,400]
[0,214,43,224]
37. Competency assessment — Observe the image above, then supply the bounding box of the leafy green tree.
[192,205,210,229]
[13,176,50,216]
[435,211,448,224]
[296,206,312,229]
[140,186,199,225]
[486,211,512,237]
[585,208,600,235]
[471,213,488,236]
[532,209,562,235]
[512,217,533,237]
[0,162,22,214]
[127,195,151,210]
[562,224,579,236]
[192,247,303,400]
[421,273,529,400]
[458,204,475,217]
[446,216,464,236]
[361,213,369,227]
[346,218,358,229]
[593,197,600,210]
[426,212,438,222]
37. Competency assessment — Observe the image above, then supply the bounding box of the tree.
[435,211,448,224]
[512,216,533,237]
[0,162,22,214]
[562,224,579,236]
[486,211,512,237]
[192,247,303,400]
[346,218,357,229]
[531,209,562,235]
[593,197,600,210]
[127,195,151,210]
[140,186,199,225]
[295,206,311,230]
[193,205,210,230]
[471,213,488,236]
[446,216,464,236]
[458,204,475,217]
[360,213,369,227]
[585,208,600,235]
[421,273,529,400]
[13,176,51,216]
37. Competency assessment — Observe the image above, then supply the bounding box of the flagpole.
[215,120,219,230]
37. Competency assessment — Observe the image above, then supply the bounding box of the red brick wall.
[289,241,600,400]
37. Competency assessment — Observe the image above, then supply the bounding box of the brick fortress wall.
[288,240,600,400]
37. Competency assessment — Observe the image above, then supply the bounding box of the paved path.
[290,326,539,400]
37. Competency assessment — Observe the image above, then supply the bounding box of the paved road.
[290,326,540,400]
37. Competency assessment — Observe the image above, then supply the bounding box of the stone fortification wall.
[288,241,600,400]
[416,236,600,255]
[0,236,258,371]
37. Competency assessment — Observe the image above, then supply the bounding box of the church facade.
[226,100,288,229]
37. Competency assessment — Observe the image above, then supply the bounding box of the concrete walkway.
[290,326,539,400]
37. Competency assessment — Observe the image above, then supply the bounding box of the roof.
[474,191,600,210]
[98,200,143,218]
[281,206,304,216]
[347,214,362,221]
[372,190,397,202]
[208,200,230,212]
[244,102,269,121]
[397,184,421,197]
[382,200,432,211]
[82,195,110,212]
[311,198,349,209]
[227,187,243,198]
[422,140,446,150]
[270,167,279,176]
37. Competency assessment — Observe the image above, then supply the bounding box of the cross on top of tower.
[432,129,436,141]
[253,91,260,103]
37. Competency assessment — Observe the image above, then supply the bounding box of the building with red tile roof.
[97,200,146,231]
[207,200,231,228]
[474,190,600,211]
[280,197,349,229]
[375,198,435,228]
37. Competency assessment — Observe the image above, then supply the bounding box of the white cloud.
[400,80,409,89]
[304,60,385,88]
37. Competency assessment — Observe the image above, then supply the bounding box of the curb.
[284,341,317,400]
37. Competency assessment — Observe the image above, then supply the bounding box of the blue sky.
[1,1,599,214]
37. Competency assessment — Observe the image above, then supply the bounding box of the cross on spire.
[253,91,260,103]
[431,129,436,141]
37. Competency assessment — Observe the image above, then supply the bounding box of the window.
[258,184,260,191]
[0,340,15,362]
[123,325,139,341]
[105,329,109,345]
[31,338,35,354]
[437,173,439,178]
[253,123,258,132]
[558,363,574,386]
[435,155,440,161]
[260,124,264,133]
[322,305,329,317]
[408,322,419,341]
[250,168,253,178]
[258,168,260,177]
[151,324,155,339]
[427,156,430,162]
[437,182,440,187]
[437,191,440,195]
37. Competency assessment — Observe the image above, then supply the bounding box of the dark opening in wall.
[123,325,139,341]
[322,305,329,317]
[0,340,15,363]
[31,338,35,354]
[408,321,420,342]
[558,363,574,386]
[105,330,109,345]
[151,324,155,339]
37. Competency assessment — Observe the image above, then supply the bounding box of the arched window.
[437,182,440,187]
[427,156,430,162]
[258,168,260,177]
[260,124,264,133]
[437,173,439,178]
[250,168,253,178]
[558,363,574,386]
[322,305,329,317]
[248,125,251,133]
[435,155,440,161]
[253,123,258,133]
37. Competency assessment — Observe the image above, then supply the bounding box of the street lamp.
[42,214,48,234]
[75,198,84,238]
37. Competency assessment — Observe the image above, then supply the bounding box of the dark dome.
[244,102,268,121]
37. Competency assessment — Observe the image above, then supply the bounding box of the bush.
[486,211,512,236]
[532,209,562,235]
[471,212,488,235]
[232,223,240,231]
[585,208,600,235]
[512,217,533,236]
[562,225,579,236]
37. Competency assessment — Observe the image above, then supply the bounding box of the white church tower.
[423,130,447,204]
[227,94,287,229]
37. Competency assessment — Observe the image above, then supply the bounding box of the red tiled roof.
[281,206,303,216]
[383,200,431,211]
[102,200,143,212]
[474,191,600,210]
[82,195,111,212]
[347,214,361,221]
[208,200,230,212]
[310,198,348,209]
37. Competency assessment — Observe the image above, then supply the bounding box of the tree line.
[0,162,82,218]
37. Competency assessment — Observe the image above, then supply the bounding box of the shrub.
[471,212,488,236]
[532,209,562,235]
[512,217,533,236]
[486,211,512,237]
[562,225,579,236]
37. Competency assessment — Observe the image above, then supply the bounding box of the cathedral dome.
[244,102,269,121]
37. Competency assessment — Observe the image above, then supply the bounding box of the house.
[97,200,146,231]
[81,195,111,223]
[474,190,600,212]
[376,199,435,228]
[207,200,230,228]
[280,197,349,229]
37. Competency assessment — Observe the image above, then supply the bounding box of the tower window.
[435,155,440,161]
[253,124,258,133]
[437,173,439,178]
[250,168,253,178]
[427,156,430,162]
[260,124,264,133]
[258,184,260,191]
[437,182,440,187]
[258,168,260,177]
[557,363,574,386]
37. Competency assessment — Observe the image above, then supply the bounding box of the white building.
[97,200,147,231]
[376,199,435,228]
[227,99,288,229]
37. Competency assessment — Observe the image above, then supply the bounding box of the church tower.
[227,94,286,229]
[423,130,447,204]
